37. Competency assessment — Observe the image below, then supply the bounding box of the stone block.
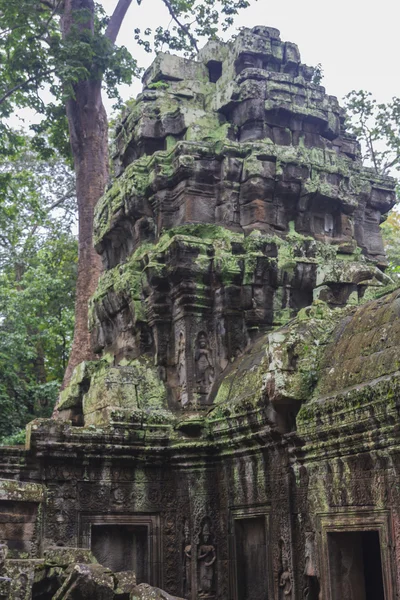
[52,563,115,600]
[83,362,168,420]
[115,571,137,595]
[44,547,98,567]
[58,361,99,412]
[143,53,208,86]
[283,41,300,66]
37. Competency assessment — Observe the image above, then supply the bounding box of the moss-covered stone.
[83,357,169,426]
[58,360,103,411]
[0,479,44,503]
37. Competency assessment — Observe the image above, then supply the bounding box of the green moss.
[95,132,385,246]
[44,547,97,567]
[58,360,106,412]
[277,241,297,272]
[0,479,44,502]
[147,81,170,90]
[83,356,169,425]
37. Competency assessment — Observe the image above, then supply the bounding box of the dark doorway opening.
[91,524,148,582]
[328,530,385,600]
[207,60,222,83]
[234,516,268,600]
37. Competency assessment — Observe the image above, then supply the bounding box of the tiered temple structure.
[0,26,399,600]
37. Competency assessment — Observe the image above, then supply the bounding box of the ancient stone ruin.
[0,25,399,600]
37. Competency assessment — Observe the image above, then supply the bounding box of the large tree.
[344,91,400,177]
[0,0,252,393]
[345,91,400,277]
[0,141,77,440]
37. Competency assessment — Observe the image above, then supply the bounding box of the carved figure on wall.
[183,520,192,597]
[177,331,188,406]
[279,558,292,598]
[197,520,216,597]
[304,532,317,577]
[303,531,321,600]
[195,332,214,395]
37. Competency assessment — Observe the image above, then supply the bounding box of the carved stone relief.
[279,540,293,600]
[177,331,188,407]
[195,332,214,398]
[183,519,192,598]
[197,519,216,598]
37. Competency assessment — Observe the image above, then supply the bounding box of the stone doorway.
[328,531,385,600]
[91,524,149,580]
[319,510,393,600]
[79,513,162,587]
[230,507,271,600]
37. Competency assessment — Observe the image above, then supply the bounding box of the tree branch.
[39,0,57,8]
[0,69,55,107]
[105,0,133,44]
[22,188,76,254]
[161,0,199,52]
[37,0,63,42]
[47,187,75,212]
[383,154,400,172]
[367,132,379,174]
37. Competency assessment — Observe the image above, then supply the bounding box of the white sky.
[101,0,400,113]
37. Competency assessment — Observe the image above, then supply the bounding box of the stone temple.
[0,25,399,600]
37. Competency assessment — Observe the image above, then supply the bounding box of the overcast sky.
[101,0,400,114]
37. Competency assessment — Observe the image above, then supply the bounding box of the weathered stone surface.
[1,24,400,600]
[52,563,115,600]
[3,559,41,600]
[130,583,184,600]
[43,547,98,567]
[115,571,137,595]
[0,578,10,600]
[76,26,397,416]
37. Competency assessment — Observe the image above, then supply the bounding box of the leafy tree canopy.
[345,91,400,280]
[381,211,400,278]
[345,90,400,177]
[0,138,77,441]
[0,0,139,160]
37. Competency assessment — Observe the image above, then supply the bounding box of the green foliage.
[135,0,253,56]
[0,140,77,441]
[0,141,76,269]
[345,91,400,176]
[311,63,323,86]
[345,91,400,278]
[381,211,400,278]
[0,232,77,439]
[147,81,170,90]
[0,0,139,160]
[0,429,26,447]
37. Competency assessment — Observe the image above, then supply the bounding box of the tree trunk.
[55,0,133,408]
[60,79,107,389]
[57,0,107,397]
